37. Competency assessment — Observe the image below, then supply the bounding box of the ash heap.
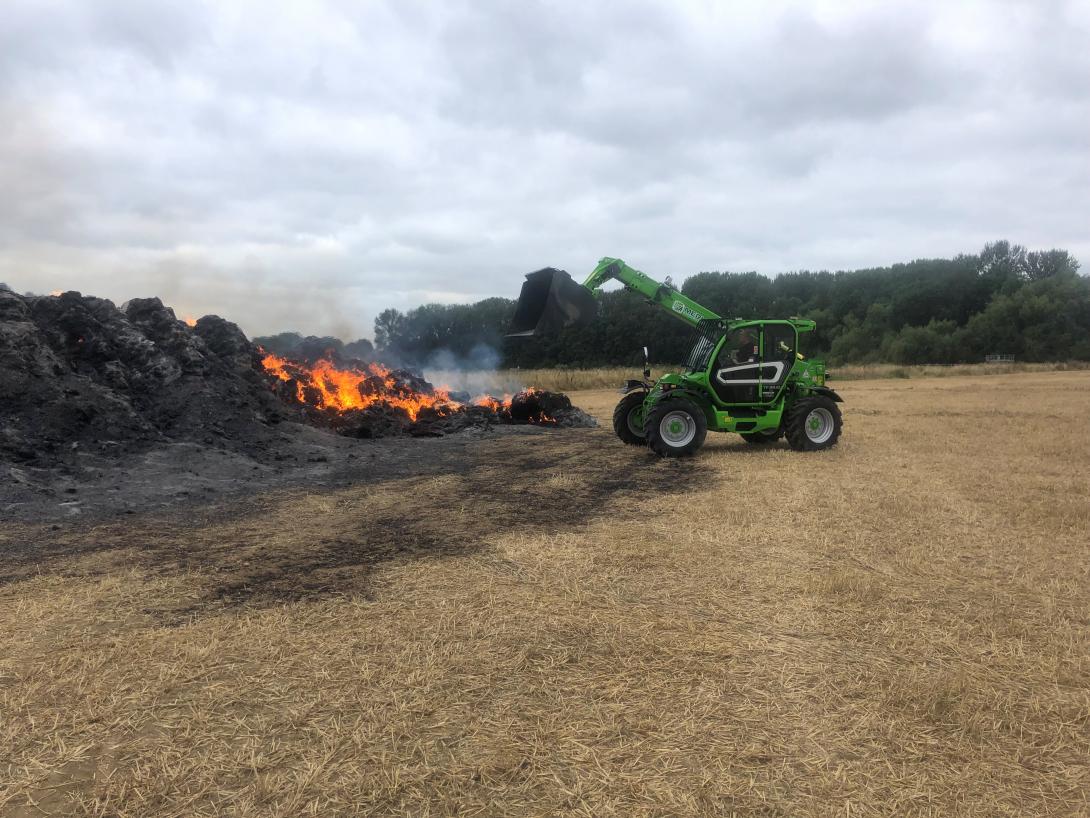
[0,287,594,469]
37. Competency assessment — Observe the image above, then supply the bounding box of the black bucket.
[508,268,598,337]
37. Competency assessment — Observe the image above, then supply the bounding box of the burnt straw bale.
[0,291,284,467]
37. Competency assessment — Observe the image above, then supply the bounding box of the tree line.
[257,241,1088,368]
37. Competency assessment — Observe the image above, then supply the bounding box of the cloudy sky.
[2,1,1087,340]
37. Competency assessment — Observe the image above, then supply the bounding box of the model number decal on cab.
[672,301,702,322]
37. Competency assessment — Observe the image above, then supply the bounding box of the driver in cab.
[733,329,758,364]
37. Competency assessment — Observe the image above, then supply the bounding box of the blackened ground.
[0,423,705,617]
[2,420,554,526]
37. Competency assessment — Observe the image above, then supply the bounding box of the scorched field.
[2,370,1088,817]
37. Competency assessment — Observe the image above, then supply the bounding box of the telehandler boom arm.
[507,256,725,337]
[581,257,724,330]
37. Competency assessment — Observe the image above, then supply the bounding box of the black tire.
[740,428,783,445]
[644,399,708,458]
[612,392,648,446]
[785,395,843,451]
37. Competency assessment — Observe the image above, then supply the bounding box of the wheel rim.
[659,410,696,447]
[805,407,835,444]
[626,406,644,437]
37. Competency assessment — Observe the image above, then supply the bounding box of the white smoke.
[422,343,526,397]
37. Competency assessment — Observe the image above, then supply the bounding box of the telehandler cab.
[509,257,844,457]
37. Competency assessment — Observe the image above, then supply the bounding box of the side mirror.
[642,346,651,379]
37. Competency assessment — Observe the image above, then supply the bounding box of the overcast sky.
[2,1,1087,340]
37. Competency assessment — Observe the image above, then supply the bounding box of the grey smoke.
[422,344,524,397]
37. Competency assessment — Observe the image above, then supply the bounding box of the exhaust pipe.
[508,268,598,337]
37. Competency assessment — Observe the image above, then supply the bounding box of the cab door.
[757,323,797,402]
[711,327,762,404]
[712,324,796,405]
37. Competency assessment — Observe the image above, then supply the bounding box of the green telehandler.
[509,257,844,457]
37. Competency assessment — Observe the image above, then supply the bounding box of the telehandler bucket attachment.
[508,268,598,337]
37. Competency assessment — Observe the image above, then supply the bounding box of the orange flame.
[259,353,562,425]
[472,394,510,413]
[181,315,197,327]
[49,290,63,297]
[261,353,461,421]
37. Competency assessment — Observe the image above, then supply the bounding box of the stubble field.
[2,371,1088,816]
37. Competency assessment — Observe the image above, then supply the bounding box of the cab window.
[763,325,796,367]
[716,328,759,369]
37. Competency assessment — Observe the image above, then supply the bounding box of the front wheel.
[785,396,843,451]
[645,399,708,458]
[612,392,648,446]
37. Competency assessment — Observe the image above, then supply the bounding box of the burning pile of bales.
[0,287,594,469]
[259,351,596,438]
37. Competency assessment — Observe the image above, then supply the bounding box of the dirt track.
[2,372,1089,816]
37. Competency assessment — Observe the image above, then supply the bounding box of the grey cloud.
[0,0,1087,340]
[1,0,204,83]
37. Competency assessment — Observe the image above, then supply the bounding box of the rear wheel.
[785,396,842,451]
[645,399,707,457]
[612,392,648,446]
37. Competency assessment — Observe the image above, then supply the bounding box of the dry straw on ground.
[2,371,1088,816]
[430,360,1090,393]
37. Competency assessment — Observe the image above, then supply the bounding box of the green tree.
[374,308,407,352]
[333,241,1088,368]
